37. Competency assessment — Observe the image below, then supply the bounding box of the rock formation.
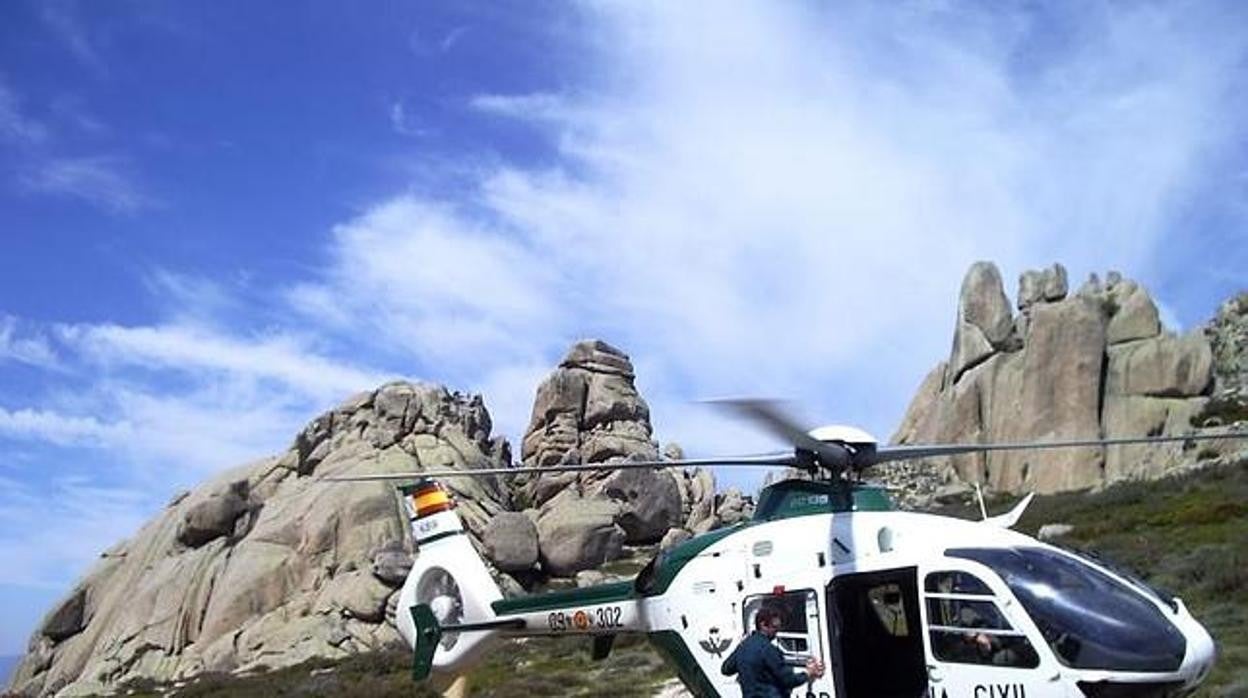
[1200,292,1248,425]
[8,383,511,697]
[892,262,1230,495]
[520,340,727,575]
[9,340,740,696]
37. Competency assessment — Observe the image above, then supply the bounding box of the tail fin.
[394,480,504,681]
[409,604,443,681]
[984,492,1034,529]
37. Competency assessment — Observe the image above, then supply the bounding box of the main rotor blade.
[868,431,1246,467]
[709,398,849,469]
[319,453,797,482]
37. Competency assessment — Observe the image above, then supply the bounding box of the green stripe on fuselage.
[638,524,749,597]
[648,630,721,698]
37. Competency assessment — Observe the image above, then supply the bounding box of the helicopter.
[326,400,1243,698]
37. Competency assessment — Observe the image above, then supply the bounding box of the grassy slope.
[110,457,1248,697]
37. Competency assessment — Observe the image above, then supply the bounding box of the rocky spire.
[517,340,733,576]
[891,262,1227,497]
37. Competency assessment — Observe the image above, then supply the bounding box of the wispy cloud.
[441,26,469,52]
[0,408,130,448]
[289,197,562,369]
[470,92,570,122]
[104,384,313,476]
[39,2,106,75]
[50,93,108,135]
[388,101,428,138]
[59,323,389,403]
[0,80,49,146]
[19,156,151,214]
[140,269,246,324]
[0,317,59,370]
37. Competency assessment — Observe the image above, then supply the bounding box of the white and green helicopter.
[331,401,1240,698]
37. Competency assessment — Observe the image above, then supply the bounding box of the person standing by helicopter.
[721,606,825,697]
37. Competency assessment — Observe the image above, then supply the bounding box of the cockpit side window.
[924,571,1040,669]
[946,547,1187,673]
[925,571,992,596]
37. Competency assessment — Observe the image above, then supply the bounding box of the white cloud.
[104,385,310,477]
[470,93,570,122]
[0,408,130,448]
[1,381,313,483]
[301,198,564,365]
[139,269,256,326]
[1,312,396,483]
[290,1,1248,464]
[20,156,150,214]
[0,319,396,485]
[0,316,59,370]
[469,361,554,445]
[59,323,389,403]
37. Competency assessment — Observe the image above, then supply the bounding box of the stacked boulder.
[516,340,723,577]
[8,383,511,697]
[892,262,1224,495]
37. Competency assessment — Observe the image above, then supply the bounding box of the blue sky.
[1,1,1246,656]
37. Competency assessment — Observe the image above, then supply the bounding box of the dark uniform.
[721,631,810,698]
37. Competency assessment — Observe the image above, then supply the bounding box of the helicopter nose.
[1179,615,1217,689]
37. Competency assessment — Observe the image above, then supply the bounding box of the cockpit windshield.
[1062,546,1179,612]
[948,547,1186,672]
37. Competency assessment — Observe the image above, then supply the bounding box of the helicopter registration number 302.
[547,606,624,632]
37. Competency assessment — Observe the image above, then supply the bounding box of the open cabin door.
[919,557,1065,698]
[736,588,835,697]
[826,567,927,698]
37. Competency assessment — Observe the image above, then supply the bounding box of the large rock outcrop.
[11,339,756,695]
[519,341,727,575]
[8,382,512,697]
[892,262,1231,495]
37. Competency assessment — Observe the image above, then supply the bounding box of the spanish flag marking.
[412,485,453,518]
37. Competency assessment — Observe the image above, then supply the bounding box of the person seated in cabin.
[721,605,825,697]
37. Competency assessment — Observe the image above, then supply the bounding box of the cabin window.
[924,571,1040,669]
[743,589,823,660]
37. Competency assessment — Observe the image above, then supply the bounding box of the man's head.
[754,606,785,638]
